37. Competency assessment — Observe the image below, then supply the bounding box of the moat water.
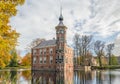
[0,69,120,84]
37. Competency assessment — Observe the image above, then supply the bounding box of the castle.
[31,13,73,71]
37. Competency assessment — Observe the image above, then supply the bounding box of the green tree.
[111,55,118,65]
[9,49,18,67]
[106,43,114,65]
[0,0,25,68]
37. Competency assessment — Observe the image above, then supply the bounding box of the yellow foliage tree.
[21,53,31,66]
[0,0,25,68]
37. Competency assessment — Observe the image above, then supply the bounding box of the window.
[40,57,42,64]
[60,37,64,41]
[44,49,46,54]
[49,48,53,54]
[57,37,59,41]
[44,57,46,63]
[33,49,36,55]
[33,57,36,64]
[61,30,64,34]
[40,49,42,54]
[59,54,61,59]
[50,56,53,64]
[61,55,63,59]
[57,31,59,34]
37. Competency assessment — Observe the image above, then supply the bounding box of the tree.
[111,55,118,65]
[81,35,93,64]
[73,34,80,64]
[21,53,31,66]
[9,49,18,67]
[94,40,105,67]
[73,34,93,65]
[27,38,45,51]
[106,43,114,65]
[0,0,25,68]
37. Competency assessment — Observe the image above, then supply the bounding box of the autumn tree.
[0,0,25,68]
[94,40,105,67]
[106,43,114,65]
[21,53,31,66]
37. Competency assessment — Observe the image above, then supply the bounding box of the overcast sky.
[10,0,120,56]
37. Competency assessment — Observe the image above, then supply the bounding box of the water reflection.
[74,70,96,84]
[0,69,31,84]
[0,69,120,84]
[0,70,18,84]
[32,70,120,84]
[32,70,73,84]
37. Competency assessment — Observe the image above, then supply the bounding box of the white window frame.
[33,57,36,64]
[40,49,42,54]
[44,49,46,54]
[44,57,46,64]
[40,57,42,64]
[49,48,53,54]
[50,56,53,64]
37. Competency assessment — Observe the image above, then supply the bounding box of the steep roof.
[34,39,56,48]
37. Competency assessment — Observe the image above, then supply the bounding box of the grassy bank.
[92,65,120,70]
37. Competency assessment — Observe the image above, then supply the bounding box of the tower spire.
[58,0,64,26]
[59,4,63,21]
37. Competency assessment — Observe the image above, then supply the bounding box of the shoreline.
[91,65,120,70]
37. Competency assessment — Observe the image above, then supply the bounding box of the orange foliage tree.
[21,53,31,66]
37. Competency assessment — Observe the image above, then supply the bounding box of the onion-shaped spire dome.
[59,14,63,21]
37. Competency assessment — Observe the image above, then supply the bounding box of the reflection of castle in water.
[32,70,73,84]
[74,70,96,84]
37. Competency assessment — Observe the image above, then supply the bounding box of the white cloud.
[114,34,120,56]
[10,0,120,56]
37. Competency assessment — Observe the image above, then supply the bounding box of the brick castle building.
[31,13,73,71]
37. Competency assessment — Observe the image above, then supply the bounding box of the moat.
[0,69,120,84]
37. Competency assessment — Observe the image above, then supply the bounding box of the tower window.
[57,31,59,34]
[60,37,64,41]
[61,30,64,33]
[50,56,53,64]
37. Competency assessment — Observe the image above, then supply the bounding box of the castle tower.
[55,12,67,70]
